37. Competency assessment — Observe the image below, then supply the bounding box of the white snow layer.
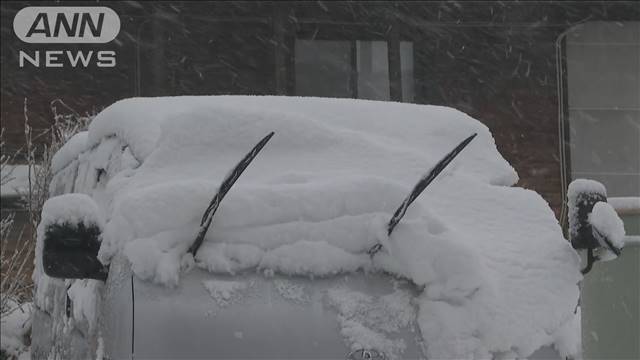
[51,131,89,173]
[590,201,626,253]
[0,300,32,358]
[43,96,582,359]
[38,193,104,230]
[567,178,607,199]
[0,165,38,196]
[553,309,582,359]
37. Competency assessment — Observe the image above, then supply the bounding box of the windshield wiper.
[368,133,477,256]
[187,132,275,257]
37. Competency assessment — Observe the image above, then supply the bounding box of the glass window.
[295,40,353,98]
[566,21,640,198]
[356,40,390,100]
[295,39,414,102]
[400,41,415,103]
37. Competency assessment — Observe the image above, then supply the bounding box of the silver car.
[32,96,614,360]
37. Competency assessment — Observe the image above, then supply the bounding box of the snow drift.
[40,96,581,359]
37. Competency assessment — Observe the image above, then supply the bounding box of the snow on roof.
[78,96,518,185]
[43,96,581,359]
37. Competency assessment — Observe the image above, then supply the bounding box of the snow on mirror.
[39,193,108,281]
[37,96,589,359]
[567,179,627,274]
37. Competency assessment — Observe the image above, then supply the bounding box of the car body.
[31,96,581,360]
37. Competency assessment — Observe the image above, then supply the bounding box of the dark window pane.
[356,40,389,100]
[295,40,352,97]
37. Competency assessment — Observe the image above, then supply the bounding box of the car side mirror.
[568,179,607,251]
[568,179,626,274]
[41,194,108,281]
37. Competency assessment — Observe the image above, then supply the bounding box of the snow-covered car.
[32,96,605,359]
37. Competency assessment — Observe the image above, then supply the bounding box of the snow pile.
[51,131,89,173]
[196,243,263,275]
[553,310,582,359]
[83,96,517,186]
[37,193,104,231]
[379,182,581,359]
[567,178,607,199]
[590,201,626,259]
[44,96,582,359]
[1,300,32,359]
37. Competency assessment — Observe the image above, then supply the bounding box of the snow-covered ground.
[1,165,36,197]
[0,300,32,360]
[37,96,583,359]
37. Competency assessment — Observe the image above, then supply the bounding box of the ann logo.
[26,12,105,38]
[14,7,120,68]
[13,7,120,43]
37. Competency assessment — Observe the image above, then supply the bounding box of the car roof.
[52,96,517,186]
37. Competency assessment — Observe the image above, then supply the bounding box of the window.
[565,21,639,198]
[295,39,414,102]
[564,21,640,238]
[356,40,390,100]
[295,40,353,98]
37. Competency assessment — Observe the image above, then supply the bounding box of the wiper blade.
[187,131,275,257]
[368,132,477,256]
